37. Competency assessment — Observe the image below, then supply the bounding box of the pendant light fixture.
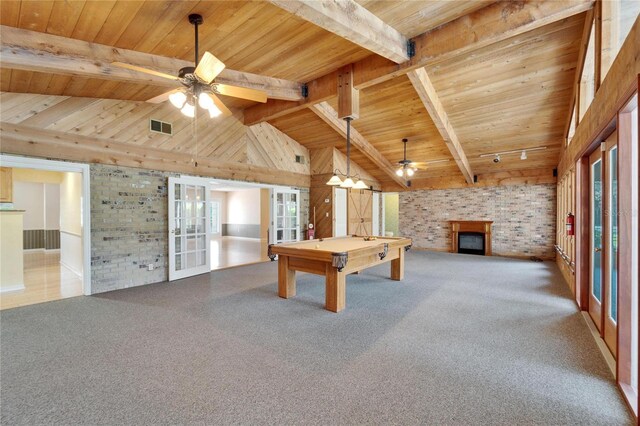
[326,117,368,190]
[396,138,418,179]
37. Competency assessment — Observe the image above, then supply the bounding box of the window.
[601,0,640,83]
[579,22,595,121]
[567,103,577,145]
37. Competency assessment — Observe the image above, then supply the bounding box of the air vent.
[295,155,305,164]
[150,119,172,135]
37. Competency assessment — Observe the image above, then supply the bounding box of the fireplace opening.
[458,232,485,255]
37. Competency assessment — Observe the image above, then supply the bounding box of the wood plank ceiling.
[0,0,588,190]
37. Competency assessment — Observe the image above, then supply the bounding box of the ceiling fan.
[396,138,427,178]
[395,138,451,179]
[111,14,267,118]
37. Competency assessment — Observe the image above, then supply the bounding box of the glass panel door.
[168,177,210,281]
[272,189,300,244]
[589,149,603,330]
[604,133,618,356]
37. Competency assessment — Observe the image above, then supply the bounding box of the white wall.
[13,181,44,230]
[210,190,228,224]
[60,172,82,235]
[45,183,60,230]
[226,188,261,225]
[60,172,83,277]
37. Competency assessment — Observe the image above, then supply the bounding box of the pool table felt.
[274,236,407,254]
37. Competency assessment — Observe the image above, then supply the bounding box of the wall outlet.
[147,264,154,271]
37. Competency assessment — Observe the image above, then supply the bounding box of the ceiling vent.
[295,155,305,164]
[150,119,172,135]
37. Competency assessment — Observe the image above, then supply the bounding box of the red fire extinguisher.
[566,213,575,236]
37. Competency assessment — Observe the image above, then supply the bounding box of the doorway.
[0,155,91,309]
[167,176,300,279]
[587,130,618,356]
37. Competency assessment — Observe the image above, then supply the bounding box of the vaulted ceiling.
[0,0,591,190]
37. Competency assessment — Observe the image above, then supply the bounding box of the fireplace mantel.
[450,220,493,256]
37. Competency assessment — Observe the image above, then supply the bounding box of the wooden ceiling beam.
[0,25,303,101]
[0,121,310,188]
[269,0,409,63]
[245,0,593,124]
[382,168,557,192]
[337,64,359,119]
[309,101,408,188]
[407,68,474,184]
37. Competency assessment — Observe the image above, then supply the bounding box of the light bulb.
[207,104,222,118]
[198,92,214,110]
[406,168,414,177]
[340,177,355,188]
[181,101,195,118]
[396,169,403,177]
[520,150,527,160]
[169,91,187,108]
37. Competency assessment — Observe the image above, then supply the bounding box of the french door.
[603,132,618,356]
[589,148,603,329]
[168,177,211,281]
[588,131,618,356]
[272,189,300,244]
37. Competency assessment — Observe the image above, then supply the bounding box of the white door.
[372,192,380,236]
[334,188,347,237]
[272,188,300,243]
[169,177,211,281]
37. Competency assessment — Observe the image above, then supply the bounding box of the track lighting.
[480,146,547,162]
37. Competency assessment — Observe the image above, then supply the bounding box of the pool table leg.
[278,255,296,298]
[325,266,346,313]
[391,248,404,281]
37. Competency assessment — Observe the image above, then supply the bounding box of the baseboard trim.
[60,261,83,278]
[581,312,616,377]
[0,284,25,293]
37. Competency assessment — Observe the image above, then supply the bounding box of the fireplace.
[458,232,485,255]
[450,221,493,256]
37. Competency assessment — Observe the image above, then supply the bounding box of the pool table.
[268,236,412,312]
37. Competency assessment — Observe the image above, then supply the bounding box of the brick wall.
[90,165,175,293]
[90,164,311,293]
[399,184,556,259]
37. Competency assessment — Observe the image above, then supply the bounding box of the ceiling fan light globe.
[406,168,414,177]
[207,104,222,118]
[169,91,187,108]
[396,169,404,177]
[340,177,355,188]
[181,102,195,118]
[198,92,215,110]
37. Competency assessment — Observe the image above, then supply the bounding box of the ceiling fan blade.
[111,62,178,81]
[146,88,181,104]
[212,83,267,103]
[195,51,225,84]
[210,93,233,117]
